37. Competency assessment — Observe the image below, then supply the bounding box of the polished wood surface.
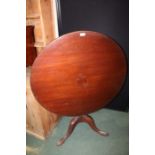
[31,31,127,116]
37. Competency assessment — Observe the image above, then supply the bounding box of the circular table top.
[30,31,127,116]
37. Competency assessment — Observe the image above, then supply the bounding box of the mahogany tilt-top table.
[30,31,127,146]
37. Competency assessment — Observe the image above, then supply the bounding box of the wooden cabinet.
[26,0,60,139]
[26,68,59,139]
[26,0,58,53]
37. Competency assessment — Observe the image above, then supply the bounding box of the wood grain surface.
[30,31,127,116]
[27,67,60,138]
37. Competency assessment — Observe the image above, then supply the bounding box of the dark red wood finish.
[26,26,37,67]
[30,31,127,116]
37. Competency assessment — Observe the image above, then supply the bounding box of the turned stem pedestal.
[57,115,109,146]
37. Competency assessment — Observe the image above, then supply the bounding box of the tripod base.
[57,115,109,146]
